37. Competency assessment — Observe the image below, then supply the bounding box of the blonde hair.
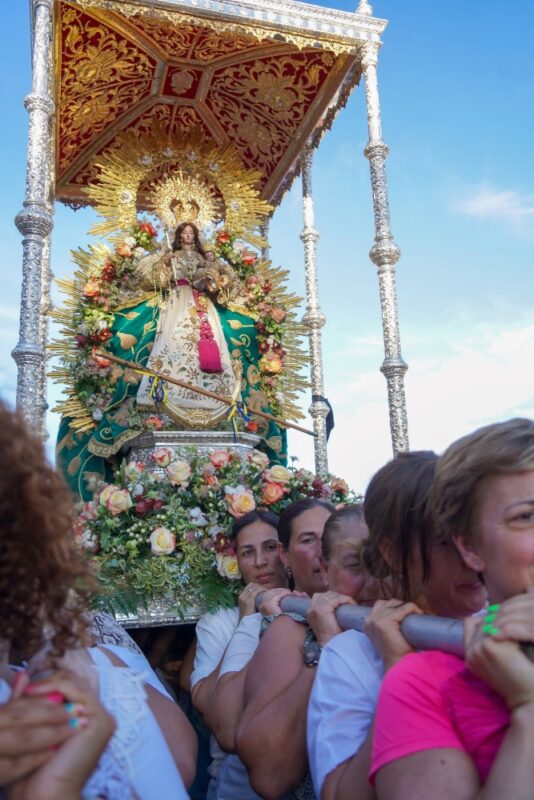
[432,417,534,544]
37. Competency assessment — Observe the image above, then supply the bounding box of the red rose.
[135,499,151,515]
[242,254,257,267]
[95,329,112,343]
[246,420,259,433]
[76,334,88,348]
[139,222,156,237]
[101,262,116,282]
[216,231,230,244]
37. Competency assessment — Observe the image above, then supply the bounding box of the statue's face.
[180,225,195,246]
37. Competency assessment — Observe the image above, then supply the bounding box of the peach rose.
[151,447,172,468]
[166,460,192,486]
[83,279,100,298]
[209,450,230,469]
[216,553,242,581]
[104,488,133,516]
[225,486,256,518]
[331,477,349,495]
[116,242,133,258]
[264,465,291,484]
[270,306,286,323]
[149,526,176,555]
[261,482,285,505]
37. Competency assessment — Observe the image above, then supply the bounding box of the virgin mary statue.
[55,218,288,499]
[135,221,238,425]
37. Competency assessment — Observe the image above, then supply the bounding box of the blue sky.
[1,0,534,490]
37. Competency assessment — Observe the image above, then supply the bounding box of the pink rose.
[151,447,172,468]
[209,450,230,469]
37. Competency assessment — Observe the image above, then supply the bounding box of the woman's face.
[412,533,487,618]
[235,520,286,590]
[180,225,195,246]
[281,506,332,596]
[325,520,383,605]
[455,471,534,603]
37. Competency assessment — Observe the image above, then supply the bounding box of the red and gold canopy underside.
[54,0,365,207]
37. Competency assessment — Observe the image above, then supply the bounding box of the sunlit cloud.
[289,316,534,494]
[454,185,534,225]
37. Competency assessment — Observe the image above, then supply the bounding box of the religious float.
[14,0,409,624]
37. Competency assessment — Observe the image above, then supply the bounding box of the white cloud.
[454,185,534,225]
[288,315,534,495]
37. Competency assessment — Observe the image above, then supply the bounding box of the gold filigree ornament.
[87,125,272,249]
[151,172,218,233]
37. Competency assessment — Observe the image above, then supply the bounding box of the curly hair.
[172,221,206,257]
[0,402,93,659]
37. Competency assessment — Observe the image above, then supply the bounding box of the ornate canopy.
[54,0,387,207]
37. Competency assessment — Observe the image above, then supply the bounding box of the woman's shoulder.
[383,650,465,696]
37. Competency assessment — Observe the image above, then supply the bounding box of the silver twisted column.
[361,41,409,454]
[13,0,55,434]
[300,146,329,475]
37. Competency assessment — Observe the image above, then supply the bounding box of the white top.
[307,630,384,799]
[191,606,240,688]
[219,612,262,677]
[0,646,188,800]
[86,645,189,800]
[216,612,263,800]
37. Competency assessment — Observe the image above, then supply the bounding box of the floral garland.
[61,221,159,428]
[214,230,290,421]
[54,220,305,434]
[78,446,357,616]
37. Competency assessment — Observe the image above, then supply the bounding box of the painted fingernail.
[484,612,497,624]
[65,702,86,716]
[487,603,501,613]
[482,624,501,635]
[68,715,89,729]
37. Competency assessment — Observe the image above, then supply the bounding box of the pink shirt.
[370,650,510,784]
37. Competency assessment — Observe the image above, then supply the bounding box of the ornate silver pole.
[361,39,409,454]
[260,219,270,261]
[300,145,329,475]
[13,0,55,433]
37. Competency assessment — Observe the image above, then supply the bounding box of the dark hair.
[172,221,206,257]
[361,451,437,601]
[278,498,334,551]
[230,509,279,543]
[322,504,365,562]
[0,402,93,659]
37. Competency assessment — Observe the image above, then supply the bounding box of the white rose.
[264,465,291,484]
[149,526,176,555]
[215,553,242,581]
[80,528,99,553]
[189,507,209,526]
[248,450,269,470]
[166,460,192,486]
[105,488,133,516]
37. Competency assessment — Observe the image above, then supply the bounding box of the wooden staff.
[96,350,317,438]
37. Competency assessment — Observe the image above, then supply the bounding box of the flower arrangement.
[78,446,358,616]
